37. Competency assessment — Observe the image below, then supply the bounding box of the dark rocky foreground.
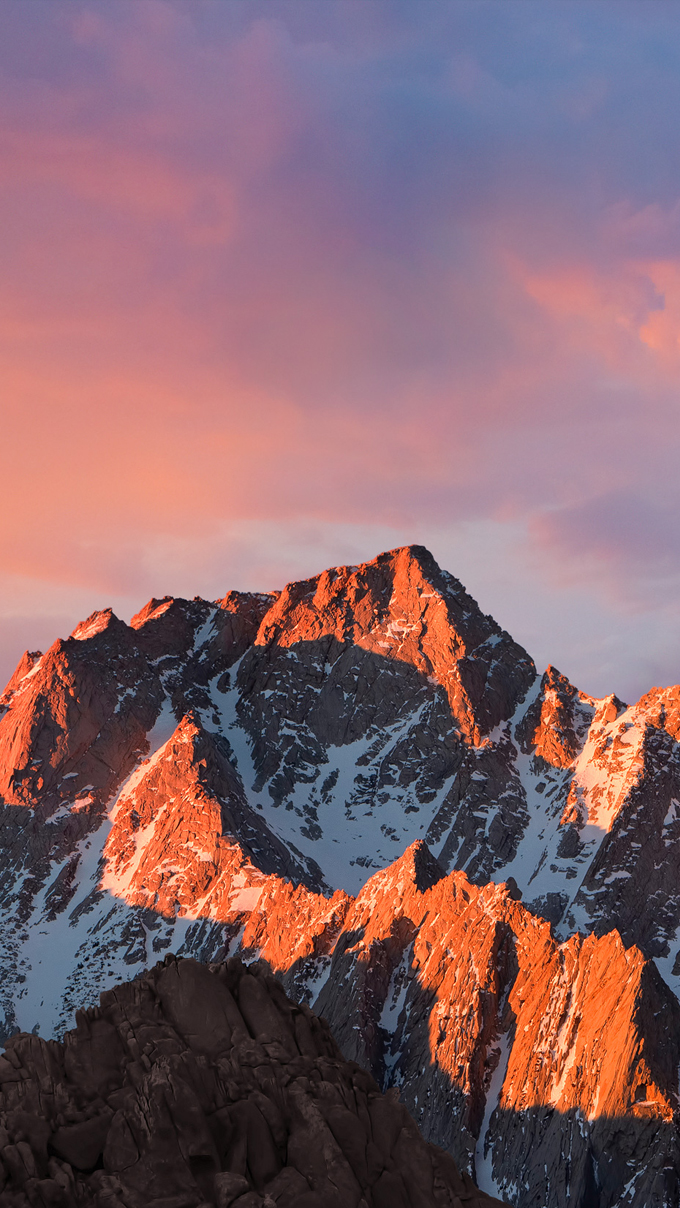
[0,955,504,1208]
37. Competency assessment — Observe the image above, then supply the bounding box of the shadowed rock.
[0,956,505,1208]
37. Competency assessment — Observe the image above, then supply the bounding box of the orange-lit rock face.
[258,843,680,1207]
[255,545,535,743]
[502,928,675,1121]
[0,609,161,807]
[516,664,596,768]
[0,647,42,705]
[165,839,676,1207]
[635,683,680,742]
[0,588,279,814]
[5,544,680,999]
[102,712,340,914]
[97,824,680,1205]
[102,714,259,918]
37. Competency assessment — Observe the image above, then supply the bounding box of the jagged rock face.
[0,547,537,902]
[250,547,532,742]
[0,610,161,809]
[102,713,323,916]
[232,842,680,1208]
[507,673,680,978]
[4,545,680,1205]
[515,664,595,768]
[0,955,503,1208]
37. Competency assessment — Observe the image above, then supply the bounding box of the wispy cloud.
[2,0,680,699]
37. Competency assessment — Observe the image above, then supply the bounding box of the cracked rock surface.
[0,955,504,1208]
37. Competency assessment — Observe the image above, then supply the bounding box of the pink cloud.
[3,1,680,698]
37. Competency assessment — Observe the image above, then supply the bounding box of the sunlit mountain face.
[2,546,680,1206]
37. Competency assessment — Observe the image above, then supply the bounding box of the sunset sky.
[3,0,680,701]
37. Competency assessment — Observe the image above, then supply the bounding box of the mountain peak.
[253,544,535,741]
[0,648,43,708]
[4,545,680,1206]
[129,595,175,628]
[70,607,120,642]
[382,838,446,893]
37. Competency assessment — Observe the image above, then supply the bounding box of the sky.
[3,0,680,702]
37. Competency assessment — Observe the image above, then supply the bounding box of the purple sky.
[2,0,680,702]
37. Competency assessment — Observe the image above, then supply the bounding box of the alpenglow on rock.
[3,545,680,1206]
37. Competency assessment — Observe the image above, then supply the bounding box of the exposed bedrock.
[0,955,504,1208]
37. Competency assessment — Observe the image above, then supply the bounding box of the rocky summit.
[2,545,680,1206]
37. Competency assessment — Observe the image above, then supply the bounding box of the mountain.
[2,544,680,1205]
[0,953,503,1208]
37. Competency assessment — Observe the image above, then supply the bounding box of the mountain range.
[2,545,680,1207]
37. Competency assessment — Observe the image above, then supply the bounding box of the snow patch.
[474,1031,511,1198]
[229,886,263,912]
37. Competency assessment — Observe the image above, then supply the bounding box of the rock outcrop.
[0,955,504,1208]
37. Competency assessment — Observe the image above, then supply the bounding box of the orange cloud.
[515,256,664,372]
[637,260,680,360]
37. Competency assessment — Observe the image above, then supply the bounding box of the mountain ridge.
[3,544,680,1206]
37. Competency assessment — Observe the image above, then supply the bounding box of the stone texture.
[101,711,324,912]
[0,955,503,1208]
